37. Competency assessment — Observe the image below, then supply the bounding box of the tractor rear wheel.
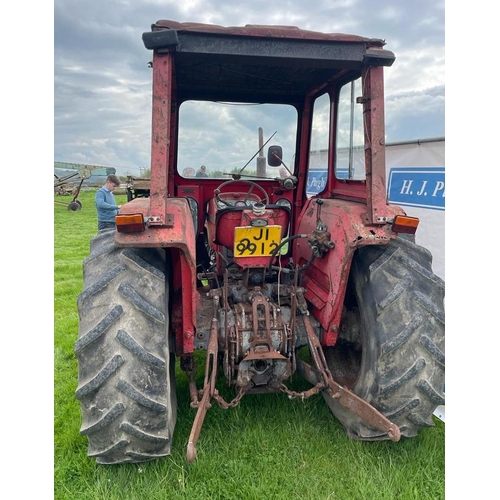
[323,235,445,440]
[75,229,177,463]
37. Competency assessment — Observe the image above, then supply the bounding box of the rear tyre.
[68,201,81,211]
[323,235,445,440]
[75,230,177,463]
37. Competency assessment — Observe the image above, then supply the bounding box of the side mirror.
[267,145,283,167]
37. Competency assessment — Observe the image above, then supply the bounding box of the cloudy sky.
[53,0,445,175]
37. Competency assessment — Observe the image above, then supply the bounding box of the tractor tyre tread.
[75,230,176,464]
[323,235,445,440]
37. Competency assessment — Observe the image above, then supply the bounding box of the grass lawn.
[54,189,445,500]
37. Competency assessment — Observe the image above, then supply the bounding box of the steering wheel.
[214,179,270,207]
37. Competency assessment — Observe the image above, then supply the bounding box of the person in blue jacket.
[95,174,121,231]
[196,165,208,177]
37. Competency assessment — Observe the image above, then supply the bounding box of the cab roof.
[143,20,395,103]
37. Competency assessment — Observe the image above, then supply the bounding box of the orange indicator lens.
[392,215,419,234]
[116,214,145,233]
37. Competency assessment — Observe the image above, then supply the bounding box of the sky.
[53,0,445,175]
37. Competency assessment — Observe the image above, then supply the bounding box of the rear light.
[116,213,146,233]
[392,215,419,235]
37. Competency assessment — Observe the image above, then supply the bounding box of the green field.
[54,189,445,500]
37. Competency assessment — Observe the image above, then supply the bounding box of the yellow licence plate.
[234,226,281,257]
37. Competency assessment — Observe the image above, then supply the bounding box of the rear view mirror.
[267,145,283,167]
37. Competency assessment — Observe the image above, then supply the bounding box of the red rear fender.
[115,197,197,354]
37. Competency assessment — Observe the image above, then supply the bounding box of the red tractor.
[75,20,445,464]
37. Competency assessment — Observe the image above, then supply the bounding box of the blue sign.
[388,167,445,210]
[306,168,349,195]
[306,168,327,195]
